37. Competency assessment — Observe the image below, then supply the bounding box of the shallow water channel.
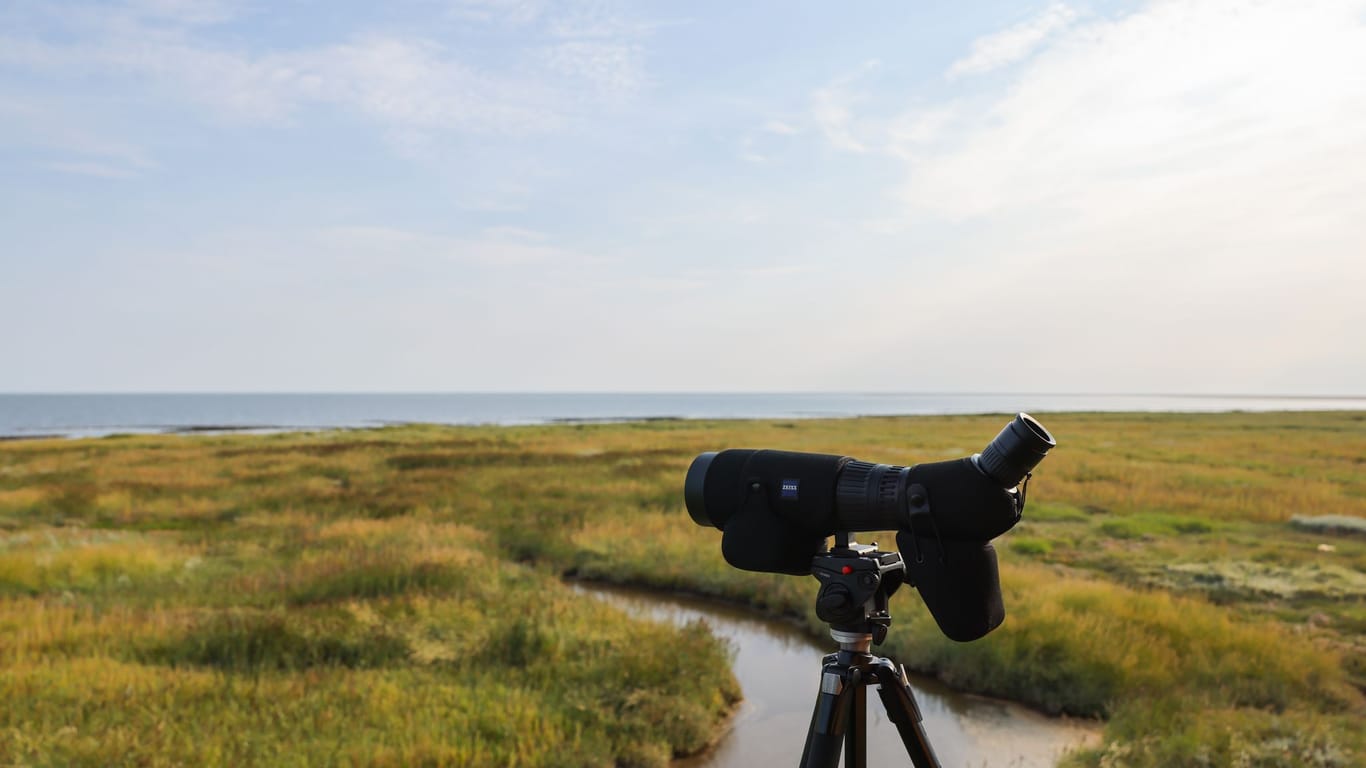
[574,583,1100,768]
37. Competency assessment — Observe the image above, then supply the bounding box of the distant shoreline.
[2,393,1366,442]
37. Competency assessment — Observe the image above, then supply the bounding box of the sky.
[2,0,1364,394]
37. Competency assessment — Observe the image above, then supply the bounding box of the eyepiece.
[685,451,718,528]
[974,413,1056,487]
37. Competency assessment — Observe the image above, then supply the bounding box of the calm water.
[575,582,1100,768]
[1,392,1363,438]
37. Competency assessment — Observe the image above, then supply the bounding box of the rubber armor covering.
[896,457,1022,642]
[902,457,1022,540]
[702,449,849,575]
[898,535,1005,642]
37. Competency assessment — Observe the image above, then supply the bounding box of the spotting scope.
[684,413,1055,641]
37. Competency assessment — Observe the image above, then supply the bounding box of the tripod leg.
[844,677,866,768]
[799,665,860,768]
[871,659,942,768]
[798,691,823,768]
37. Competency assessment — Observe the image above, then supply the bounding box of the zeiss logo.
[780,479,800,500]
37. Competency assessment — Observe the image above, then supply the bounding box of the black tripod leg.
[871,660,942,768]
[798,692,824,768]
[799,665,860,768]
[844,676,866,768]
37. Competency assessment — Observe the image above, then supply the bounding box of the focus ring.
[835,461,907,531]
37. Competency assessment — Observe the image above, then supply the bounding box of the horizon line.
[1,391,1363,400]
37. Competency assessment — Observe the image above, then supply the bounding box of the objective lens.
[684,452,718,527]
[974,413,1056,487]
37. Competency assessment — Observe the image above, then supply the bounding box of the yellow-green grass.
[0,517,740,766]
[1,410,1363,766]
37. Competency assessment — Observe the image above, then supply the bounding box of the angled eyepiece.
[974,413,1056,487]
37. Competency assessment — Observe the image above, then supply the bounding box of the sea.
[1,392,1363,440]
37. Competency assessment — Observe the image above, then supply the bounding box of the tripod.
[799,533,942,768]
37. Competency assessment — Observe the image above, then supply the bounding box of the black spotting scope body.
[684,413,1056,641]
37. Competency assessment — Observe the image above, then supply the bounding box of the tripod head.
[811,532,906,647]
[803,533,943,767]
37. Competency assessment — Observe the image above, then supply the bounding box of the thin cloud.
[2,33,562,135]
[739,118,802,163]
[123,0,238,26]
[811,63,880,154]
[886,106,957,161]
[447,0,546,26]
[864,0,1366,392]
[548,2,651,39]
[900,0,1366,223]
[540,41,646,100]
[0,96,156,177]
[947,3,1077,79]
[0,1,653,147]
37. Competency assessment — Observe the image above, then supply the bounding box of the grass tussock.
[0,411,1362,765]
[145,609,410,671]
[0,529,195,597]
[897,562,1352,718]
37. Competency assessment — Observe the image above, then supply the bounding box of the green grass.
[1,411,1364,766]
